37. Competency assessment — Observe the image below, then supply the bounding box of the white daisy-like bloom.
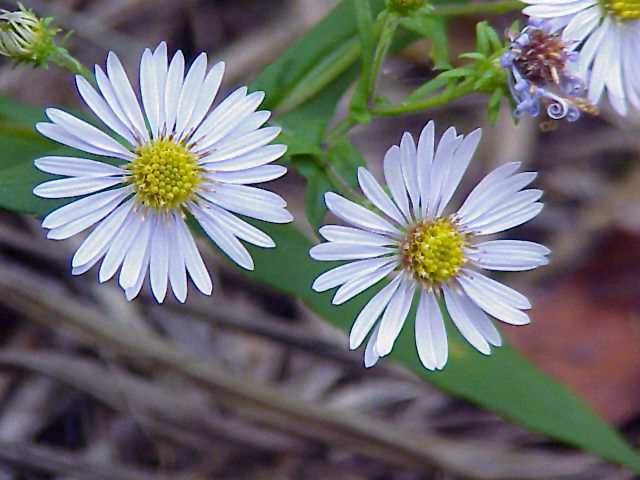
[310,122,549,370]
[33,42,291,303]
[522,0,640,115]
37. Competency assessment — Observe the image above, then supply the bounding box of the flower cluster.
[501,20,598,125]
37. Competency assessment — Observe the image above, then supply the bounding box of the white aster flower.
[33,42,291,303]
[522,0,640,115]
[310,122,549,370]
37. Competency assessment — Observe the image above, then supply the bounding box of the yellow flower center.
[606,0,640,19]
[128,138,201,210]
[401,218,466,285]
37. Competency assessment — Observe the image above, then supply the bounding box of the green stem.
[429,0,523,16]
[317,154,362,202]
[368,12,398,98]
[50,48,93,82]
[370,80,475,116]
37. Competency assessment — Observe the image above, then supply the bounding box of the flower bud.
[0,3,58,66]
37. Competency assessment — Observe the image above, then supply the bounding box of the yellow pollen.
[128,138,201,210]
[606,0,640,19]
[401,218,466,285]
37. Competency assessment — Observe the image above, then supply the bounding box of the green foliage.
[0,0,639,473]
[399,16,451,69]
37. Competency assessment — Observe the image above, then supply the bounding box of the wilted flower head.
[501,20,598,127]
[522,0,640,116]
[0,3,57,66]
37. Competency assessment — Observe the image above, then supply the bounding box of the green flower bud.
[0,3,58,66]
[386,0,426,14]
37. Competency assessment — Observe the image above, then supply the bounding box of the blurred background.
[0,0,639,478]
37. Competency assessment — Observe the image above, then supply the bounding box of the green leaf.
[475,21,491,56]
[251,0,387,114]
[399,16,451,69]
[487,87,504,126]
[326,137,365,187]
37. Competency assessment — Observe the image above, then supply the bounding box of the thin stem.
[430,0,523,16]
[371,80,476,116]
[50,47,93,82]
[368,12,398,98]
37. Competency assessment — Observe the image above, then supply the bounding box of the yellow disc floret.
[606,0,640,19]
[401,218,466,286]
[128,138,201,211]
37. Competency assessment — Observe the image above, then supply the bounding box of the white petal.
[174,213,213,294]
[472,202,544,236]
[208,165,286,184]
[332,260,398,305]
[399,132,420,213]
[167,215,188,303]
[191,86,247,146]
[312,256,399,292]
[196,203,275,248]
[72,198,135,268]
[455,289,502,347]
[140,48,161,138]
[456,162,521,220]
[150,215,170,303]
[349,274,403,349]
[199,189,292,224]
[34,176,123,199]
[458,272,531,325]
[152,42,169,132]
[468,240,550,271]
[357,167,405,225]
[43,109,134,160]
[185,61,225,135]
[119,215,153,289]
[442,285,491,355]
[417,121,435,216]
[318,225,396,246]
[383,145,411,222]
[324,192,400,236]
[42,185,132,230]
[428,127,462,216]
[200,145,286,171]
[459,269,530,308]
[376,275,415,356]
[46,192,129,240]
[125,247,150,301]
[176,52,208,138]
[309,242,395,261]
[191,204,254,271]
[164,50,185,134]
[198,126,281,163]
[364,323,381,368]
[106,51,149,142]
[194,91,265,152]
[76,75,136,146]
[415,290,448,370]
[35,156,125,177]
[99,211,142,282]
[436,128,481,216]
[220,110,271,143]
[94,65,140,144]
[209,183,286,207]
[458,172,538,226]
